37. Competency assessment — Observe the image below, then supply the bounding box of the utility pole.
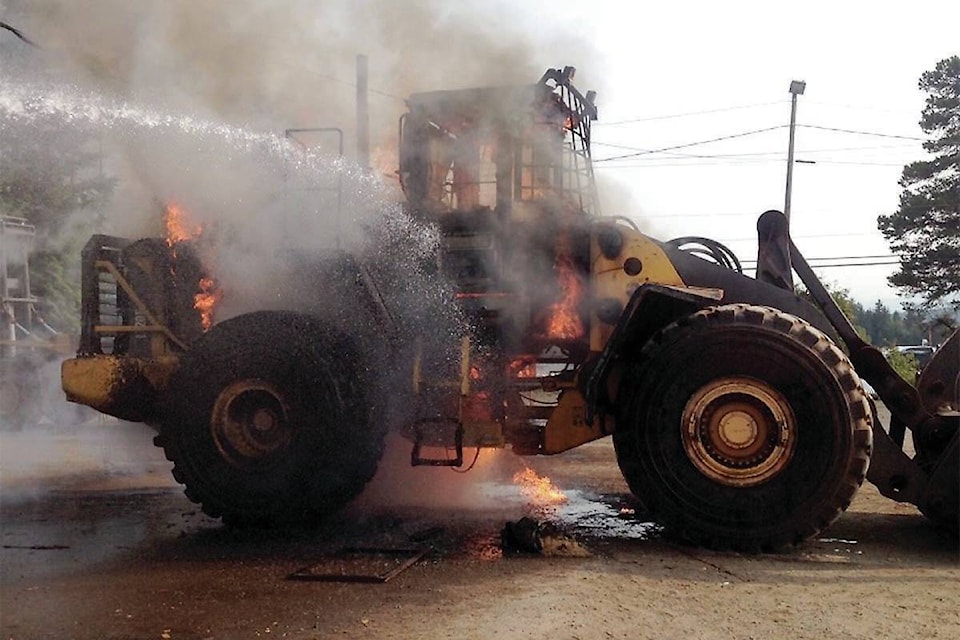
[784,79,806,225]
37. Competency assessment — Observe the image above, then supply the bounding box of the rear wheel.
[158,311,384,525]
[613,304,872,550]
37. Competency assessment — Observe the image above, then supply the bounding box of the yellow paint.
[61,356,123,410]
[590,224,686,351]
[542,389,612,454]
[61,355,179,422]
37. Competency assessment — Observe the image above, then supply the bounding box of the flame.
[546,255,584,340]
[509,357,537,379]
[512,466,567,505]
[163,203,221,331]
[194,277,223,331]
[164,203,202,246]
[370,144,399,183]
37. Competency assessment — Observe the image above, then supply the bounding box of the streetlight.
[784,79,806,225]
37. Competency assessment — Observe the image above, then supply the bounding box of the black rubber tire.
[613,304,873,551]
[158,311,384,525]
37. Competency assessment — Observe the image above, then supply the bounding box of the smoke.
[352,433,527,510]
[7,0,604,153]
[0,1,615,509]
[2,0,606,305]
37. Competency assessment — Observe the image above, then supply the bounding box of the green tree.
[1,111,115,332]
[795,283,870,341]
[878,56,960,307]
[884,348,920,386]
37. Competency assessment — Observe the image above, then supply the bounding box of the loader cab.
[398,66,599,220]
[398,67,599,352]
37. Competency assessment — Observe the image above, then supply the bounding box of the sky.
[576,0,959,310]
[2,0,958,310]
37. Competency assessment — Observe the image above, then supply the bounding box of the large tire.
[158,311,384,525]
[613,304,872,551]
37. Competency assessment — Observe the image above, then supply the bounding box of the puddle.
[537,490,661,541]
[477,482,660,541]
[817,537,859,545]
[816,537,863,555]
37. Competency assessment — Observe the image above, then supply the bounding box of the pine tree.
[878,56,960,307]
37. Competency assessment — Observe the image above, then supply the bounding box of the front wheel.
[613,304,873,550]
[158,311,384,525]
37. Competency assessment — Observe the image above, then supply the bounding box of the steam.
[5,0,604,156]
[1,0,606,310]
[0,1,610,506]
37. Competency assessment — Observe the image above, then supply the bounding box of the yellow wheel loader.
[61,68,958,548]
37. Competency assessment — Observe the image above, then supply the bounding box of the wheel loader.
[61,67,959,550]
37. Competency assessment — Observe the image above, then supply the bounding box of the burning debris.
[500,517,590,557]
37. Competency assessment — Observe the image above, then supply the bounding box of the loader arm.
[759,210,958,529]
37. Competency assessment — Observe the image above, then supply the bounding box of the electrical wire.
[741,255,898,264]
[591,140,917,159]
[599,101,787,126]
[593,125,789,163]
[806,261,902,268]
[594,124,923,165]
[796,124,925,141]
[803,100,918,116]
[595,158,908,168]
[450,447,483,473]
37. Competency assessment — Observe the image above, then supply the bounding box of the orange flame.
[370,144,400,183]
[164,203,202,246]
[513,466,567,505]
[163,203,221,331]
[194,277,223,331]
[546,256,584,340]
[509,357,537,379]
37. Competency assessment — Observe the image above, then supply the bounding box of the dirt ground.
[1,414,959,640]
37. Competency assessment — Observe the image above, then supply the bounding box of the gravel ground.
[1,411,958,640]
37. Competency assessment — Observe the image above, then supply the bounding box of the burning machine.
[61,68,958,549]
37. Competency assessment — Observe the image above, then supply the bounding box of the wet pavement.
[2,418,958,640]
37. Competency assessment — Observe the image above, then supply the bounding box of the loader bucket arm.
[758,210,958,529]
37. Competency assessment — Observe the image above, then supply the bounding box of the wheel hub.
[681,377,796,487]
[210,380,294,469]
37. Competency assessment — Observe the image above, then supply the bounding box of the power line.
[591,140,916,159]
[807,261,901,268]
[742,254,897,264]
[599,101,787,126]
[716,231,887,242]
[593,125,789,163]
[806,159,905,167]
[595,158,906,168]
[796,124,925,141]
[803,100,918,116]
[593,126,921,164]
[740,261,900,271]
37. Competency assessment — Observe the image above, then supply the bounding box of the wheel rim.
[681,376,797,487]
[210,380,294,469]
